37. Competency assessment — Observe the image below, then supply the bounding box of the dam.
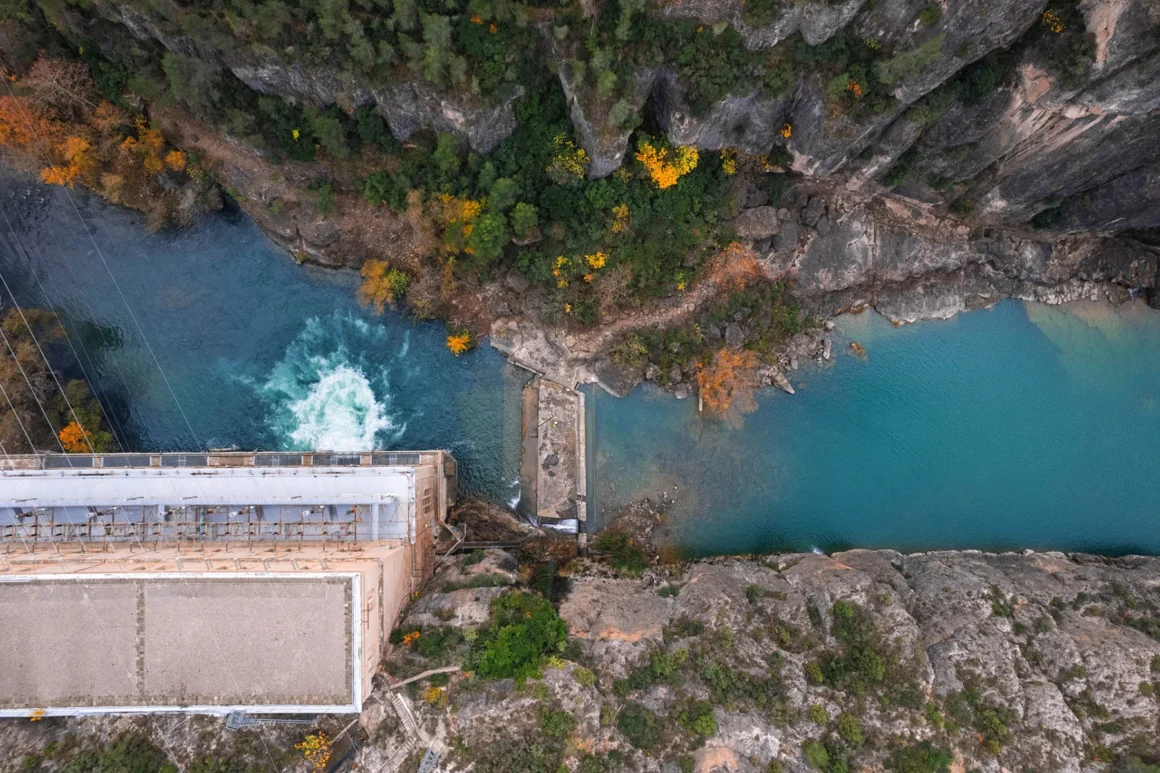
[0,450,455,716]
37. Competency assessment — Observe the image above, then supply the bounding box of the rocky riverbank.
[7,546,1158,773]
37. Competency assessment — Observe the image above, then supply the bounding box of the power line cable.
[0,76,200,450]
[0,204,129,451]
[0,265,100,453]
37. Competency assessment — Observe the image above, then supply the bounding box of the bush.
[364,170,410,212]
[573,666,597,687]
[875,34,944,85]
[807,704,829,724]
[540,706,577,739]
[803,739,830,770]
[466,592,568,680]
[837,713,863,745]
[617,702,663,750]
[593,530,648,575]
[889,741,953,773]
[315,184,335,215]
[918,3,941,26]
[676,699,718,737]
[462,549,486,567]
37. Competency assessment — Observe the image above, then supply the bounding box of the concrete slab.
[0,581,139,708]
[0,576,353,711]
[143,578,350,706]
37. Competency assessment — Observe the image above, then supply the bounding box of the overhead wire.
[0,76,201,450]
[0,204,129,451]
[0,263,101,453]
[0,72,291,772]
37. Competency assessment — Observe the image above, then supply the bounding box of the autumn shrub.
[696,348,758,427]
[358,260,412,312]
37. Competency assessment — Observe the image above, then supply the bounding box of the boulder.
[732,206,781,240]
[724,323,745,350]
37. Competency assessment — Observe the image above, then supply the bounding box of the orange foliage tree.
[696,348,758,428]
[58,421,93,453]
[704,242,764,291]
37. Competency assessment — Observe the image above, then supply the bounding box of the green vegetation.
[675,698,718,738]
[876,34,944,85]
[441,572,512,592]
[742,0,778,28]
[918,4,942,26]
[466,591,568,680]
[617,702,663,749]
[942,681,1016,754]
[593,529,648,575]
[1035,0,1097,89]
[888,741,953,773]
[573,666,597,686]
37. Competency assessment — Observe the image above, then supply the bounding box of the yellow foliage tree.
[358,259,411,313]
[164,150,187,172]
[295,733,332,773]
[636,138,698,189]
[446,331,473,356]
[546,134,590,185]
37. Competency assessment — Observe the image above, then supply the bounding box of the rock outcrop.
[376,549,1160,773]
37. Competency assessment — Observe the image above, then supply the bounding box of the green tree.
[466,212,509,263]
[510,202,539,239]
[487,178,521,213]
[433,133,462,179]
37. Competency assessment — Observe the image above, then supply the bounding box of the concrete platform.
[517,379,584,529]
[0,575,355,714]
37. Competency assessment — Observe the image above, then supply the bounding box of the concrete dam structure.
[0,450,455,717]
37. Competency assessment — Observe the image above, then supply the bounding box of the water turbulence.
[259,314,401,451]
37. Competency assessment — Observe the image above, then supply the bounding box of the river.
[3,178,1159,554]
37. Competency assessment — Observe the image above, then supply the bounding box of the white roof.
[0,465,415,507]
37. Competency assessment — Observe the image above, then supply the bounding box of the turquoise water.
[0,177,526,501]
[590,301,1160,555]
[4,176,1160,554]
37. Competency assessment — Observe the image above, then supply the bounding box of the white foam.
[286,364,392,450]
[259,314,398,451]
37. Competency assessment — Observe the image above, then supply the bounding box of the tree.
[696,348,758,428]
[22,58,97,121]
[465,212,508,263]
[487,177,520,213]
[358,259,411,312]
[432,132,461,179]
[509,202,539,240]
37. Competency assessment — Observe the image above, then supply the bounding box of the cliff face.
[56,0,1160,236]
[356,548,1160,773]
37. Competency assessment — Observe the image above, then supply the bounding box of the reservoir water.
[3,177,1160,554]
[590,300,1160,555]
